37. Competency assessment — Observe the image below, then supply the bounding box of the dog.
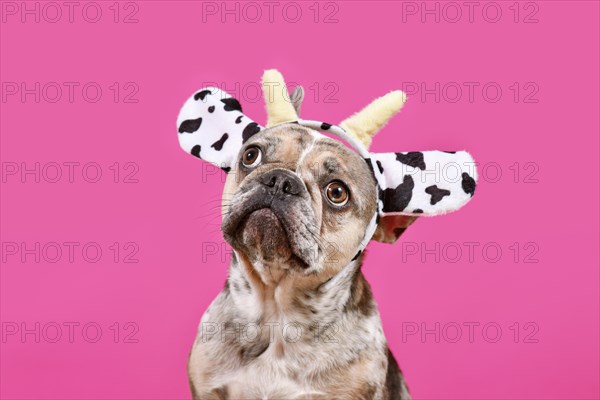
[177,70,477,399]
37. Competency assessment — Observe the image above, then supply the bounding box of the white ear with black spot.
[369,150,477,217]
[177,87,262,172]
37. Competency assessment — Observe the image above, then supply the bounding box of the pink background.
[1,1,599,399]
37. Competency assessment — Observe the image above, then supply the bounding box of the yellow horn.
[339,90,407,148]
[262,69,299,127]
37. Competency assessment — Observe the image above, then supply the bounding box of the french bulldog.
[177,70,477,399]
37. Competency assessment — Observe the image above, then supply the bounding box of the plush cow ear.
[177,87,262,172]
[367,150,477,242]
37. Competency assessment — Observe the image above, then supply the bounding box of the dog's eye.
[242,146,262,167]
[325,181,349,206]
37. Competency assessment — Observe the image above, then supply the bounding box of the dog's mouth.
[222,194,318,269]
[240,208,302,265]
[239,208,287,250]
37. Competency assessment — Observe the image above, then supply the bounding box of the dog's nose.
[260,169,302,196]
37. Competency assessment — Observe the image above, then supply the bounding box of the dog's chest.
[224,342,322,398]
[199,289,344,397]
[189,267,388,398]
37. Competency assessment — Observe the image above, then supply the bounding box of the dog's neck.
[225,251,373,325]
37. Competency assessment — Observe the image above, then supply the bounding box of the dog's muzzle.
[222,168,318,269]
[259,169,304,197]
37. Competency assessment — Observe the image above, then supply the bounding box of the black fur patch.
[461,172,476,196]
[364,158,375,177]
[208,105,215,113]
[413,209,423,213]
[190,145,201,158]
[425,185,451,205]
[221,98,242,112]
[376,160,384,174]
[382,175,414,212]
[396,152,426,170]
[385,348,406,400]
[211,133,229,151]
[221,166,231,173]
[242,122,261,143]
[239,341,269,364]
[235,115,243,124]
[344,273,375,316]
[178,117,202,133]
[194,90,212,101]
[321,122,332,130]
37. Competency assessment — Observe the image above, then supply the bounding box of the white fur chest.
[224,344,323,399]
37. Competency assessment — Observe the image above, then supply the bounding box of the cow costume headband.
[177,70,477,249]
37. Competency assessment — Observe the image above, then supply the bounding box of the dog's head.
[220,123,378,275]
[177,70,477,277]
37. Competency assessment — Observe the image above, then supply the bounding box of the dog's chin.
[235,208,310,269]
